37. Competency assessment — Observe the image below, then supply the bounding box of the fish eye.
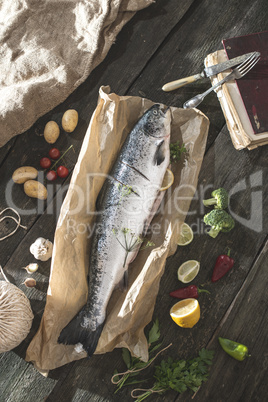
[153,110,158,115]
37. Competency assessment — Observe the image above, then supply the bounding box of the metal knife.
[162,52,256,92]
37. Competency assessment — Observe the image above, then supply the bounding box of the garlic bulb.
[30,237,53,261]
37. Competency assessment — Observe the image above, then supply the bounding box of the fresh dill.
[112,227,155,267]
[117,183,134,203]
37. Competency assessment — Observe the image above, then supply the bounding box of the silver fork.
[183,51,261,109]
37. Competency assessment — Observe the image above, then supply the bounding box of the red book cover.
[222,31,268,134]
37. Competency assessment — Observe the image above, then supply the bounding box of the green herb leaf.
[198,348,215,365]
[170,141,187,163]
[148,319,160,345]
[122,348,132,369]
[113,369,120,383]
[149,342,162,354]
[112,319,214,401]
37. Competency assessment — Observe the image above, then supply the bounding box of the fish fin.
[154,140,165,165]
[117,270,128,291]
[58,307,104,357]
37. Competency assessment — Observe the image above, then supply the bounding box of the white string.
[0,280,34,353]
[0,265,9,282]
[0,208,27,241]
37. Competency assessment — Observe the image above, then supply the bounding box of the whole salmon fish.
[59,104,171,356]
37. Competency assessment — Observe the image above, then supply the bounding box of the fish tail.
[58,308,104,357]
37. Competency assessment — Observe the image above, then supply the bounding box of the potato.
[24,180,47,200]
[12,166,38,184]
[44,121,60,144]
[62,109,78,132]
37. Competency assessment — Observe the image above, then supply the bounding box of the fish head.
[142,104,171,139]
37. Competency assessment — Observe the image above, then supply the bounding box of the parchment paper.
[26,86,209,373]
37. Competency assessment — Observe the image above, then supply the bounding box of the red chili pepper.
[169,285,210,299]
[211,249,234,282]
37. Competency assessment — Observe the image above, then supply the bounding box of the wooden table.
[1,0,267,400]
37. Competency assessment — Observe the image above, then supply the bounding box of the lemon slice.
[177,223,194,246]
[170,298,200,328]
[177,260,200,283]
[160,168,174,191]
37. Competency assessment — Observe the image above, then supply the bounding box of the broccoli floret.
[203,188,228,210]
[203,209,235,238]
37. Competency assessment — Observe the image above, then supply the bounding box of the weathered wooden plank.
[0,137,16,166]
[0,0,197,373]
[145,126,268,401]
[0,125,78,267]
[0,179,73,356]
[1,0,268,400]
[128,0,268,149]
[0,351,56,402]
[185,239,268,402]
[0,0,194,270]
[39,122,267,402]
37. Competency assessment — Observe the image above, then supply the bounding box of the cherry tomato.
[46,170,57,181]
[40,157,51,169]
[57,165,69,178]
[49,148,60,160]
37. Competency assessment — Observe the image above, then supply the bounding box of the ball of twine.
[0,279,34,353]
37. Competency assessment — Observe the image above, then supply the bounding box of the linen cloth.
[0,0,153,147]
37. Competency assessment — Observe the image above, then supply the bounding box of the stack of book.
[205,31,268,150]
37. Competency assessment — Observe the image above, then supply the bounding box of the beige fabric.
[26,86,209,373]
[0,0,153,147]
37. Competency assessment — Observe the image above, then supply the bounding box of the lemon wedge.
[177,260,200,283]
[160,168,174,191]
[170,298,200,328]
[177,223,194,246]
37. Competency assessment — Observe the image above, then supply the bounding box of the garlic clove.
[23,263,39,274]
[30,237,53,261]
[23,278,36,288]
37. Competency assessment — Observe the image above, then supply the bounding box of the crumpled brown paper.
[26,86,209,373]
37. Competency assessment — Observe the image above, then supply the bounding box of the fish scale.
[58,104,171,356]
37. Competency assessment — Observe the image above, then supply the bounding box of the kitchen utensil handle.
[162,73,203,91]
[183,71,235,108]
[183,94,206,109]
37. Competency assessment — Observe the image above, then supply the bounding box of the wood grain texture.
[130,125,268,401]
[128,0,268,150]
[0,0,268,400]
[29,124,267,402]
[0,137,16,166]
[188,239,268,402]
[0,0,194,269]
[0,351,56,401]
